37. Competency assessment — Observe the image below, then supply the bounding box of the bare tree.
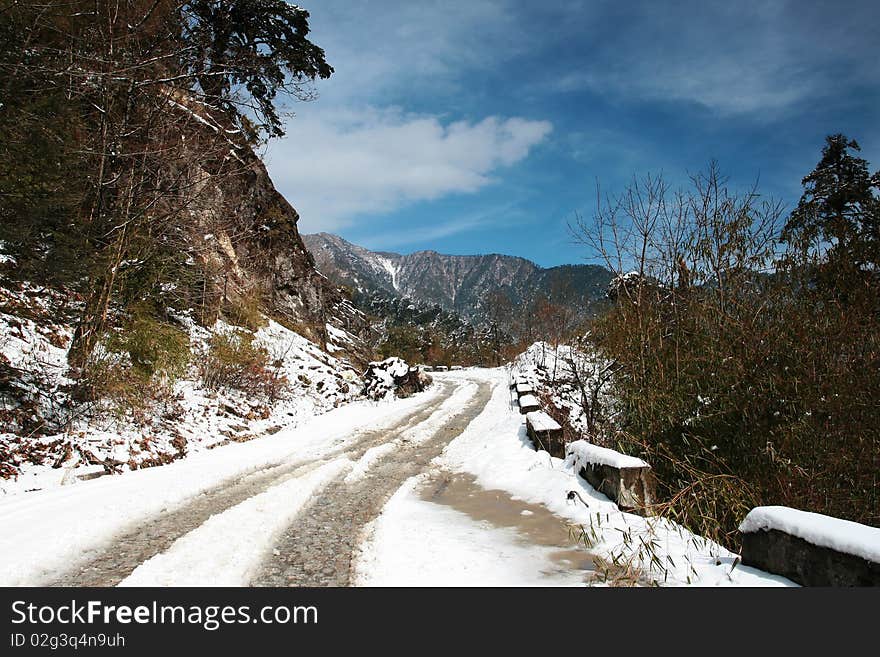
[567,163,790,546]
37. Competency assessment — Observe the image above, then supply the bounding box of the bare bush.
[570,161,878,548]
[199,329,286,400]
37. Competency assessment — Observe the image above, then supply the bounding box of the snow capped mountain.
[303,232,613,326]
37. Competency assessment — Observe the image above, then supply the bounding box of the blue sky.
[264,0,880,268]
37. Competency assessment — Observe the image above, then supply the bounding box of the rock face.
[184,135,371,363]
[302,232,612,327]
[741,528,880,586]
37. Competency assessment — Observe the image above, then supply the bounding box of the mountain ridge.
[302,232,613,329]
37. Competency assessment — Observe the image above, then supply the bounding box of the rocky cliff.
[174,112,371,364]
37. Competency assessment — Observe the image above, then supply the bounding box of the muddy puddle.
[420,471,596,583]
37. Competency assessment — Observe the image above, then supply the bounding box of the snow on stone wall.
[565,439,649,470]
[739,506,880,564]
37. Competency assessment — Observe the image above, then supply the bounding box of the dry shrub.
[70,314,190,424]
[573,163,879,549]
[74,354,158,424]
[111,314,190,379]
[199,329,286,399]
[592,273,879,547]
[224,292,267,332]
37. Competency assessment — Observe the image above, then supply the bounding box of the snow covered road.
[249,379,493,586]
[0,368,793,587]
[0,376,458,585]
[0,373,499,586]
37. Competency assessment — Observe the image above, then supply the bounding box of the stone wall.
[741,528,880,586]
[574,462,656,516]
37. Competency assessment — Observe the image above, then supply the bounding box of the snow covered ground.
[355,369,795,587]
[353,473,588,587]
[0,384,446,586]
[0,277,364,495]
[0,364,796,587]
[512,341,615,438]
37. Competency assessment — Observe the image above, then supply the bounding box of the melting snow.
[119,458,352,586]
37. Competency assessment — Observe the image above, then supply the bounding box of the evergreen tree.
[782,134,880,280]
[183,0,334,137]
[1,1,333,370]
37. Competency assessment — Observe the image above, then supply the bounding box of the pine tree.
[782,134,880,281]
[183,0,334,137]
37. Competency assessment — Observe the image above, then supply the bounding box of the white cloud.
[264,107,552,232]
[260,1,552,233]
[546,0,880,116]
[360,200,526,250]
[262,0,878,239]
[555,64,814,116]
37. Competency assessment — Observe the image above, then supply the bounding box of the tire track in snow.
[47,381,458,587]
[118,459,353,586]
[250,377,494,587]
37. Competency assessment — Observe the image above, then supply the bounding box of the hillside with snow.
[0,276,371,496]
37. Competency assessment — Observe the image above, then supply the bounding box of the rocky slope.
[0,97,374,488]
[166,103,371,366]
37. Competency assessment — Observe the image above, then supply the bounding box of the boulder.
[363,357,432,400]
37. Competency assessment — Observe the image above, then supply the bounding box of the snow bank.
[0,300,363,494]
[511,341,615,439]
[739,506,880,564]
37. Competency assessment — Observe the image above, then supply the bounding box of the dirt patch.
[420,472,596,581]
